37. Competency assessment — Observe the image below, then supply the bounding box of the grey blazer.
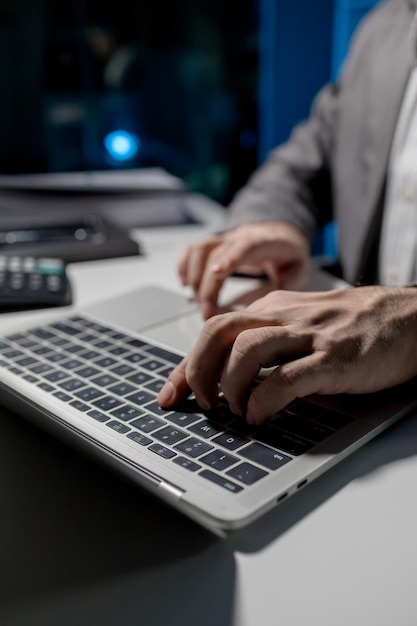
[227,0,417,284]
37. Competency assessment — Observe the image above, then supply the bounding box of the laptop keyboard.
[0,315,354,494]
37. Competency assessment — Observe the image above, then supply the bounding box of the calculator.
[0,256,72,310]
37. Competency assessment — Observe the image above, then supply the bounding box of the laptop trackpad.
[82,285,199,336]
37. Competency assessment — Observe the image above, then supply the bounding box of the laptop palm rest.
[81,285,203,354]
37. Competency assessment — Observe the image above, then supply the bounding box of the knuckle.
[202,313,230,339]
[277,363,299,389]
[232,328,260,357]
[202,311,242,342]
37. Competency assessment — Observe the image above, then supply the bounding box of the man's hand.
[177,221,310,319]
[158,286,417,425]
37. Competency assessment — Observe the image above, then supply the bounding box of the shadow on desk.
[2,391,417,625]
[0,409,235,626]
[229,407,417,553]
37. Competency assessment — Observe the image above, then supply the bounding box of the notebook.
[0,270,415,534]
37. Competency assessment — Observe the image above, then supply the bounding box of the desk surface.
[2,198,417,626]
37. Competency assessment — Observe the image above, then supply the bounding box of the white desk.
[2,199,417,626]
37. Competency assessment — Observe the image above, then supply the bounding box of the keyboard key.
[88,409,109,423]
[53,391,72,402]
[200,449,239,471]
[110,405,143,422]
[94,340,113,350]
[130,414,166,433]
[145,345,183,365]
[240,442,292,470]
[79,350,101,360]
[49,337,69,347]
[70,400,90,412]
[153,426,188,445]
[111,363,135,376]
[158,365,175,378]
[50,322,81,336]
[125,390,155,406]
[15,356,37,367]
[126,371,153,385]
[38,382,55,392]
[64,344,86,354]
[61,359,84,370]
[90,373,118,387]
[107,420,130,434]
[107,381,136,396]
[257,428,314,456]
[59,378,86,391]
[23,374,38,383]
[143,401,171,417]
[124,338,146,349]
[175,437,213,459]
[75,366,101,378]
[173,456,201,472]
[213,431,250,451]
[45,370,70,382]
[127,431,152,446]
[315,410,354,429]
[30,328,55,340]
[108,345,130,356]
[45,352,68,363]
[200,470,243,493]
[227,462,268,485]
[165,411,201,427]
[203,404,236,426]
[228,418,259,436]
[31,346,52,356]
[75,386,104,402]
[144,379,165,394]
[92,396,123,411]
[285,399,325,419]
[94,357,117,368]
[141,358,165,372]
[124,353,147,364]
[188,420,222,439]
[149,443,177,459]
[270,414,333,443]
[30,363,53,375]
[4,349,24,359]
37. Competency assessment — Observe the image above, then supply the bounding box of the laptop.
[0,268,415,535]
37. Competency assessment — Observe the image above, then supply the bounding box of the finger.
[157,356,191,408]
[246,350,329,424]
[177,237,220,293]
[264,258,309,291]
[221,326,312,416]
[197,239,261,319]
[177,247,190,286]
[183,310,274,408]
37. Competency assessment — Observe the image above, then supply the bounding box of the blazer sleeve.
[226,79,340,245]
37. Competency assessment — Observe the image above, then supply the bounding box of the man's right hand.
[177,221,311,319]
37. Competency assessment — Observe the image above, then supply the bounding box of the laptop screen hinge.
[158,480,184,501]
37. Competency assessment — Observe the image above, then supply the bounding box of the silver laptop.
[0,271,415,534]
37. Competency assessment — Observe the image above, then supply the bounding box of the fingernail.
[157,380,175,406]
[211,261,229,276]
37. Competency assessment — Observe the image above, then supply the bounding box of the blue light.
[104,130,140,161]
